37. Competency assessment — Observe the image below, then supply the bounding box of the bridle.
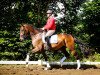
[20,25,28,40]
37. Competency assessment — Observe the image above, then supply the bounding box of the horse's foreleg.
[25,53,30,67]
[32,48,39,53]
[32,45,42,53]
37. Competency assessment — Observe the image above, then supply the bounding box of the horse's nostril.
[20,35,23,37]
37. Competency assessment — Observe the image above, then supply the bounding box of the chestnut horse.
[20,23,81,69]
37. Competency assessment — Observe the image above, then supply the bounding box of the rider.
[41,9,56,49]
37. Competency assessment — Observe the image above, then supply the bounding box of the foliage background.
[0,0,100,61]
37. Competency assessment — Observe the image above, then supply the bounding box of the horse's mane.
[21,23,43,33]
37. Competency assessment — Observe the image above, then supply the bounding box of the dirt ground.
[0,65,100,75]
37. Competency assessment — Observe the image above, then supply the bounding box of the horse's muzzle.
[20,38,24,41]
[20,34,26,41]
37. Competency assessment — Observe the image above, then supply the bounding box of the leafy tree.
[0,0,48,60]
[0,0,63,60]
[78,0,100,51]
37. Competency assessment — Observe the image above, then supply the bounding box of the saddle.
[42,34,58,44]
[42,34,58,50]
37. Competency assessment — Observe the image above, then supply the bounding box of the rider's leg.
[45,30,55,37]
[45,30,55,50]
[45,30,55,41]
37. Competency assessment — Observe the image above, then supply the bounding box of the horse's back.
[57,33,74,41]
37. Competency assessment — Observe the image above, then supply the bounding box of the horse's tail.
[74,37,92,57]
[74,37,85,45]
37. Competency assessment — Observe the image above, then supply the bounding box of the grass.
[82,52,100,62]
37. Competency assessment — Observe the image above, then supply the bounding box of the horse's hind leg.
[66,44,79,59]
[61,47,70,59]
[66,44,81,69]
[65,35,81,69]
[64,35,79,59]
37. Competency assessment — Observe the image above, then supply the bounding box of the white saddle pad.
[42,35,58,43]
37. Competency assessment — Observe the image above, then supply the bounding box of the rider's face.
[47,13,52,18]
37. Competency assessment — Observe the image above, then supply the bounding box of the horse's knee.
[32,48,39,53]
[32,49,36,53]
[32,45,42,53]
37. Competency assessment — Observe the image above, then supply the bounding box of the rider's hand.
[41,28,44,30]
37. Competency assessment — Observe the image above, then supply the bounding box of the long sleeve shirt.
[44,17,56,30]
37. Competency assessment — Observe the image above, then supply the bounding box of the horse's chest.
[31,34,42,46]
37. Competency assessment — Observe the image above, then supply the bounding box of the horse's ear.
[20,23,24,27]
[22,23,25,26]
[22,25,25,27]
[23,24,29,32]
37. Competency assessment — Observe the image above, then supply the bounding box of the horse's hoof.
[77,68,79,70]
[44,67,51,70]
[76,68,80,70]
[60,63,63,67]
[26,64,29,67]
[76,67,81,70]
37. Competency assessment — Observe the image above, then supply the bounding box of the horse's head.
[20,23,43,41]
[20,24,29,41]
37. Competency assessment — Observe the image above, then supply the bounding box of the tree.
[0,0,49,60]
[78,0,100,51]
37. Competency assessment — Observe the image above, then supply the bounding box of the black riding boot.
[45,36,51,50]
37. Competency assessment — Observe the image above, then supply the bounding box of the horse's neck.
[29,27,39,35]
[31,32,42,39]
[26,25,42,40]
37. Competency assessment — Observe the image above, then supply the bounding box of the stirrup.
[45,43,50,50]
[45,36,49,42]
